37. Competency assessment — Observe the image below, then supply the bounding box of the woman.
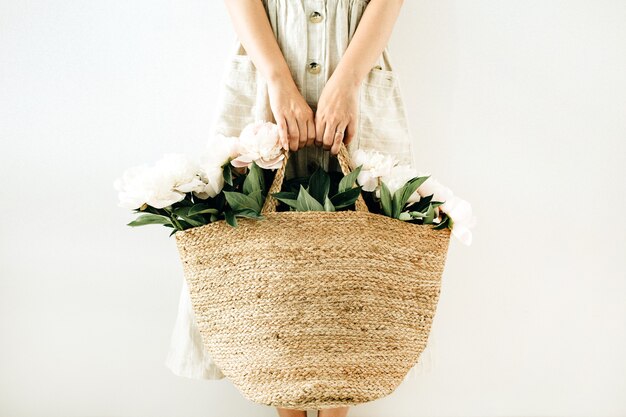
[166,0,413,416]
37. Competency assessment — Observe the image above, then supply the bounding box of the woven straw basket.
[174,143,451,410]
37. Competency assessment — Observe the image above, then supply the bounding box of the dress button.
[309,11,323,23]
[308,62,321,74]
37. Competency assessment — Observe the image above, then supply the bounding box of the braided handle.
[260,142,369,214]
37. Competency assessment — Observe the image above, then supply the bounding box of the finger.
[306,118,316,147]
[330,121,348,156]
[322,120,336,151]
[344,119,356,146]
[287,117,300,152]
[277,116,289,151]
[315,117,325,148]
[296,117,307,150]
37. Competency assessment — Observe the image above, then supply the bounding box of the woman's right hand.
[267,77,316,152]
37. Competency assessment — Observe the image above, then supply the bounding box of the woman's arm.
[223,0,316,152]
[315,0,405,155]
[334,0,405,88]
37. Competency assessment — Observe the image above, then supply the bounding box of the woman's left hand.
[314,73,360,155]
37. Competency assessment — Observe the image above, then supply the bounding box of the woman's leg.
[318,406,350,417]
[275,407,307,417]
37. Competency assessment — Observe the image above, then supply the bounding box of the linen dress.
[164,0,432,381]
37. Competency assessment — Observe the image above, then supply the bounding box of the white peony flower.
[193,134,241,199]
[194,164,224,199]
[204,133,241,166]
[114,153,204,210]
[114,164,155,210]
[348,147,477,246]
[440,194,477,246]
[114,166,186,210]
[417,176,454,203]
[351,148,398,192]
[415,175,476,245]
[230,120,285,170]
[153,153,205,194]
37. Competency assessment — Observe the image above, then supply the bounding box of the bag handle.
[260,142,369,214]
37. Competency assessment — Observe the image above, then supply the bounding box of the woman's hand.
[314,73,359,156]
[267,77,317,152]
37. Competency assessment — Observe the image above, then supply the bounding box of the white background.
[1,0,625,416]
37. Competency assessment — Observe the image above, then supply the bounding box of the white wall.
[1,0,624,416]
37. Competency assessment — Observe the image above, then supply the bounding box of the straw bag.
[174,143,452,410]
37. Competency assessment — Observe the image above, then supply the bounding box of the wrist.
[330,66,363,90]
[266,67,296,89]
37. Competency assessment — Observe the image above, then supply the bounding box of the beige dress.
[165,0,417,380]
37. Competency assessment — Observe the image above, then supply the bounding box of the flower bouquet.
[114,120,475,409]
[115,121,475,245]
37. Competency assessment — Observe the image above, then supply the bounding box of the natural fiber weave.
[174,143,451,409]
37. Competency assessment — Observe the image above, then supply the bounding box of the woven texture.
[174,144,451,409]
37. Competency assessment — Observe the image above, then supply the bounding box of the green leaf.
[423,204,435,224]
[223,163,233,186]
[247,189,264,211]
[295,185,325,211]
[173,206,205,227]
[391,176,429,218]
[448,216,455,229]
[127,213,173,227]
[338,165,362,194]
[398,212,412,221]
[408,210,427,218]
[379,181,393,217]
[224,210,237,227]
[187,204,219,216]
[323,196,335,212]
[272,193,299,210]
[224,191,260,212]
[234,209,265,220]
[308,166,330,204]
[169,228,177,237]
[432,215,450,230]
[272,191,298,200]
[330,186,363,209]
[177,215,204,227]
[272,191,298,208]
[176,219,193,230]
[243,161,264,194]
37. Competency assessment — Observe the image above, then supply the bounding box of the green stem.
[163,206,184,230]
